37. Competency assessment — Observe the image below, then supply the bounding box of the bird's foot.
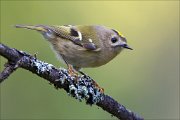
[92,80,104,93]
[67,65,104,93]
[78,71,104,93]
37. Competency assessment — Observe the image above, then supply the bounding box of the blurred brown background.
[0,1,179,119]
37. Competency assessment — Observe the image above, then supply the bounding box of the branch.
[0,43,143,120]
[0,62,18,82]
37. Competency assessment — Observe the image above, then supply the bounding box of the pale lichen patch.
[57,68,104,104]
[31,59,103,105]
[32,59,53,74]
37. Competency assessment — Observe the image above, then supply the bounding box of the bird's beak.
[119,43,133,50]
[123,44,133,50]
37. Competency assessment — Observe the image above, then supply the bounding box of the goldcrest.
[15,25,132,72]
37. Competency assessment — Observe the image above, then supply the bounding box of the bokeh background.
[0,1,179,119]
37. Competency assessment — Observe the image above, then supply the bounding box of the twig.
[0,62,18,83]
[0,43,143,120]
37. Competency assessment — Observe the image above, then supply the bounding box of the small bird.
[15,24,132,91]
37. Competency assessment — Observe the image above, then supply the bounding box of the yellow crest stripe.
[112,29,125,37]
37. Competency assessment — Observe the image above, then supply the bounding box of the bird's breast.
[50,37,119,68]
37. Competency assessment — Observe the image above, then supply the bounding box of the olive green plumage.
[15,24,132,71]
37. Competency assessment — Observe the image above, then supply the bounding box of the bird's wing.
[47,25,101,51]
[15,24,101,51]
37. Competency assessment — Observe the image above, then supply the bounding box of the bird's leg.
[67,64,78,77]
[61,55,78,77]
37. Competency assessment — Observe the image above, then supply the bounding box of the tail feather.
[15,24,47,32]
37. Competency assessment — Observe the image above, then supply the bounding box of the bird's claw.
[92,80,104,93]
[67,65,104,93]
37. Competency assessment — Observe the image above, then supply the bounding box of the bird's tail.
[15,24,47,32]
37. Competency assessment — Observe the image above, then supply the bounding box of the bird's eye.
[70,28,79,37]
[111,37,118,43]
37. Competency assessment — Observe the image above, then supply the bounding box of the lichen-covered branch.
[0,43,143,120]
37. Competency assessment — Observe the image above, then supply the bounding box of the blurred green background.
[0,1,179,119]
